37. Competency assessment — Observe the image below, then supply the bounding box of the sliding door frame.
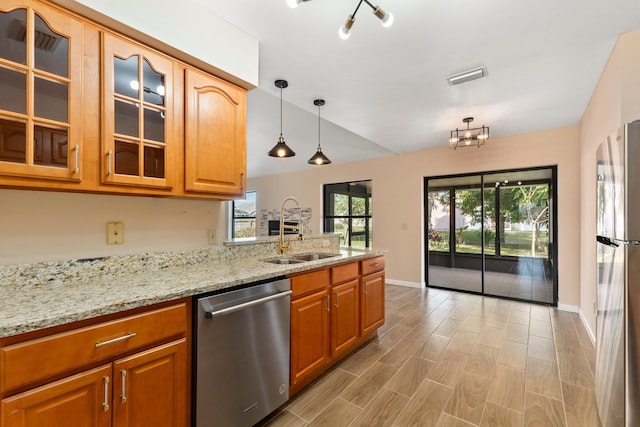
[423,165,559,306]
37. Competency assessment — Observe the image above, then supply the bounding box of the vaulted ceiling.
[196,0,640,177]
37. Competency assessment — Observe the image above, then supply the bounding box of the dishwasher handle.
[205,290,292,319]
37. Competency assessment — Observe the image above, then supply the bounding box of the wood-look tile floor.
[262,284,600,427]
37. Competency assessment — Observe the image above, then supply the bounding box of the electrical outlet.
[107,221,124,245]
[208,229,216,245]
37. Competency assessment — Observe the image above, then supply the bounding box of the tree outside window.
[232,191,256,238]
[324,181,372,248]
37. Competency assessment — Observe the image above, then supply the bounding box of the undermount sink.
[261,252,341,265]
[261,258,306,265]
[290,252,341,261]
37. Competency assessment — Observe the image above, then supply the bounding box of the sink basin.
[261,257,306,265]
[291,252,341,261]
[260,252,341,265]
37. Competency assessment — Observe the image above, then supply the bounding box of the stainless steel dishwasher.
[194,278,291,427]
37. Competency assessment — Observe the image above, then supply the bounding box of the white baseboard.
[386,279,423,289]
[579,309,597,345]
[557,303,579,313]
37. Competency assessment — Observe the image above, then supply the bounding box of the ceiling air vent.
[9,19,61,52]
[446,66,488,86]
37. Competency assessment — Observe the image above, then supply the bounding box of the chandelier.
[449,117,489,149]
[286,0,394,40]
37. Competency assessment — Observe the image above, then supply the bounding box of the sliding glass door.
[425,167,557,305]
[427,175,483,293]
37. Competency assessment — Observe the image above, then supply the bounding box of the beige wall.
[0,190,226,265]
[248,125,581,307]
[579,30,640,338]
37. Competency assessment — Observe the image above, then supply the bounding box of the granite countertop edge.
[0,248,385,339]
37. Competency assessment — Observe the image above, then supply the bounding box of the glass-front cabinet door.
[0,1,82,181]
[102,33,174,189]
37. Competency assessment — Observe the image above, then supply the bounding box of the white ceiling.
[195,0,640,178]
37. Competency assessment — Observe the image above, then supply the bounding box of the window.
[232,191,256,238]
[324,181,372,248]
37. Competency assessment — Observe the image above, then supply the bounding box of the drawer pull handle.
[121,370,127,403]
[334,292,339,308]
[107,149,113,176]
[103,376,110,412]
[73,144,80,174]
[95,332,137,348]
[371,262,381,267]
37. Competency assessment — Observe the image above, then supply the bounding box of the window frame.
[323,181,372,248]
[231,190,256,239]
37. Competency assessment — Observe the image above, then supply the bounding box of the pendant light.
[268,79,296,158]
[308,99,332,165]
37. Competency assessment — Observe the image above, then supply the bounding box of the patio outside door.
[425,167,557,305]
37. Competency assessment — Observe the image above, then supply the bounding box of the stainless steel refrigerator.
[595,120,640,427]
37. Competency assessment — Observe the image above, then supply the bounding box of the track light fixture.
[287,0,393,40]
[449,117,490,150]
[268,80,296,158]
[308,99,332,165]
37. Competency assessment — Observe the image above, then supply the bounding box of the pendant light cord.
[351,0,364,17]
[280,86,283,136]
[317,103,321,148]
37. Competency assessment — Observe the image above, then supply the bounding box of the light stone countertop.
[0,236,384,339]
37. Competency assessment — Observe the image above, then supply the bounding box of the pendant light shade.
[268,80,296,158]
[308,99,331,165]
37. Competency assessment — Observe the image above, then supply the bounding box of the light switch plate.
[107,221,124,245]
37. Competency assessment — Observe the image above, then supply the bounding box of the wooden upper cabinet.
[101,33,174,190]
[0,1,83,181]
[184,68,246,197]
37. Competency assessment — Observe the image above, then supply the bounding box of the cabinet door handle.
[103,376,110,412]
[73,144,79,174]
[107,149,113,176]
[240,172,245,192]
[95,332,136,348]
[326,295,330,312]
[120,370,127,403]
[363,282,368,295]
[334,292,339,308]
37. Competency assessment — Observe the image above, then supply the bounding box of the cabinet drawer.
[0,303,187,394]
[331,262,359,285]
[291,269,330,298]
[360,256,385,276]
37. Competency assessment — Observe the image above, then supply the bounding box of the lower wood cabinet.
[331,278,360,358]
[289,257,384,396]
[361,270,385,336]
[0,301,189,427]
[1,365,112,427]
[1,339,186,427]
[290,289,330,389]
[112,339,187,427]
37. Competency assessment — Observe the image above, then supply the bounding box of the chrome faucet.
[279,196,303,254]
